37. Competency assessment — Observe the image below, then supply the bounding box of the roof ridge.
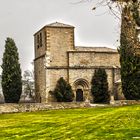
[75,46,117,52]
[46,22,74,28]
[75,46,116,49]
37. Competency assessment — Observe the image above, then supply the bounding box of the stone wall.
[34,57,46,103]
[68,51,120,67]
[69,68,120,95]
[0,101,140,114]
[46,69,68,102]
[34,27,47,103]
[0,94,4,103]
[34,28,46,59]
[112,100,140,106]
[0,102,105,114]
[48,27,74,67]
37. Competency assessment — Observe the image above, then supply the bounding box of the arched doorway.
[76,89,83,101]
[73,79,89,102]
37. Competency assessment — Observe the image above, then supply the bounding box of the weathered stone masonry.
[34,22,121,103]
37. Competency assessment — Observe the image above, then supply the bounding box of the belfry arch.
[73,79,89,102]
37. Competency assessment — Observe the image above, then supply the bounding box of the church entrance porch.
[73,79,89,102]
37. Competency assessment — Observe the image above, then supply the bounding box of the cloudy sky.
[0,0,120,74]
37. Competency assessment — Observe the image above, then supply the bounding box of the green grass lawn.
[0,105,140,140]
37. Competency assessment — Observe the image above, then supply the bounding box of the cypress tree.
[119,2,140,100]
[1,38,22,103]
[53,77,74,102]
[91,68,110,103]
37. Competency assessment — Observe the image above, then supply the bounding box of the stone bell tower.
[34,22,75,103]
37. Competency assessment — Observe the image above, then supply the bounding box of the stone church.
[34,22,121,103]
